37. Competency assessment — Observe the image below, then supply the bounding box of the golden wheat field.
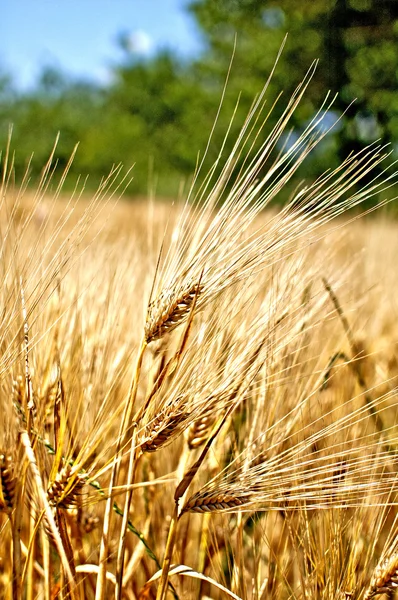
[2,69,398,600]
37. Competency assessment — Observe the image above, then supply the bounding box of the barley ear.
[0,452,16,513]
[188,413,215,449]
[145,280,203,343]
[181,491,248,514]
[364,554,398,600]
[140,408,190,453]
[47,463,88,509]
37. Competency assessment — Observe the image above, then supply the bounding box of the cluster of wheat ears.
[2,59,398,600]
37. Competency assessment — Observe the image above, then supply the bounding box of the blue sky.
[1,0,203,90]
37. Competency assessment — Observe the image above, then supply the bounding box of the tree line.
[1,0,398,203]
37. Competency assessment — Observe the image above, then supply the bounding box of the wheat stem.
[20,430,78,600]
[95,338,146,600]
[323,277,386,437]
[156,504,180,600]
[26,509,35,600]
[12,477,23,600]
[115,426,139,600]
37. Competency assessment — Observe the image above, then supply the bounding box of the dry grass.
[1,65,398,600]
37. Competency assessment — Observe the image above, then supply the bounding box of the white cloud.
[126,30,153,55]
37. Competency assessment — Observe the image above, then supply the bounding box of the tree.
[189,0,398,189]
[3,1,398,200]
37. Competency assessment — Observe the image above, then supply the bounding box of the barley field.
[2,73,398,600]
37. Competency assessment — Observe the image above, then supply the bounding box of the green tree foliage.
[1,0,397,199]
[80,52,214,193]
[189,0,398,181]
[0,68,105,187]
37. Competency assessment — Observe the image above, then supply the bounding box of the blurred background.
[1,0,398,203]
